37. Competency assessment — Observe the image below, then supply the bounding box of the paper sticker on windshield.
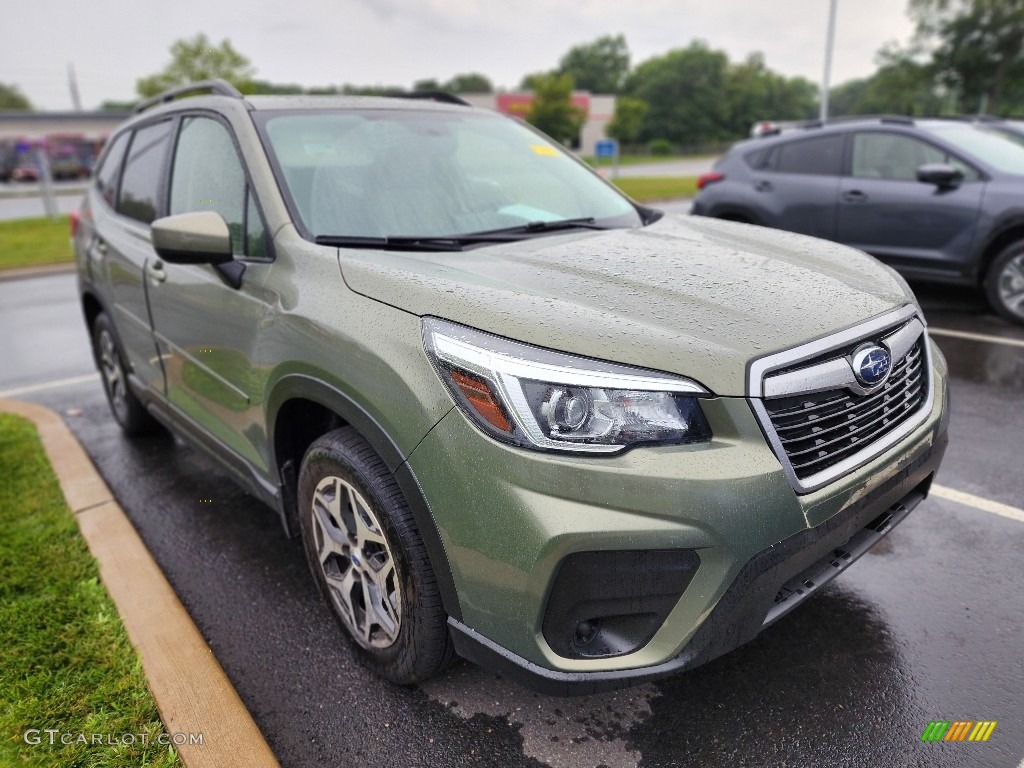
[303,142,336,156]
[530,144,559,157]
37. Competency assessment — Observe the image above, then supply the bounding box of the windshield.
[254,109,641,239]
[923,123,1024,175]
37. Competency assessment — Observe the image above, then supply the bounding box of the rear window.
[775,135,843,176]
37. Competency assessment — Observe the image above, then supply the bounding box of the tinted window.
[117,121,173,224]
[94,132,130,208]
[851,132,978,182]
[775,135,843,176]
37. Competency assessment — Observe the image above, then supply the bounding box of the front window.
[851,132,978,182]
[254,109,640,240]
[923,123,1024,175]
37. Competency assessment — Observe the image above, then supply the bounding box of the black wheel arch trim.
[266,373,463,622]
[976,211,1024,280]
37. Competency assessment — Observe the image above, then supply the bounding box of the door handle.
[147,261,167,284]
[754,180,774,193]
[93,239,107,256]
[842,190,868,203]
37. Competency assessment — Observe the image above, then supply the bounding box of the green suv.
[74,80,949,695]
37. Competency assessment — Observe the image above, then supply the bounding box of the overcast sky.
[4,0,915,110]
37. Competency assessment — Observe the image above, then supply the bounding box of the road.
[1,269,1022,768]
[0,182,84,220]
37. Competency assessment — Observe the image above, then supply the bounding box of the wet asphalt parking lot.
[1,267,1022,768]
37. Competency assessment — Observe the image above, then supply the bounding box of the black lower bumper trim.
[450,433,946,697]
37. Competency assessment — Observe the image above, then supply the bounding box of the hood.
[337,215,914,396]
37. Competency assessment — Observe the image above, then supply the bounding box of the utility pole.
[820,0,838,122]
[68,63,83,111]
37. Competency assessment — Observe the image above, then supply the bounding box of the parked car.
[9,155,39,182]
[75,81,948,694]
[49,151,89,180]
[693,116,1024,324]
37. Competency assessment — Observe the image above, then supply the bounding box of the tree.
[519,71,555,90]
[0,83,31,110]
[605,97,648,144]
[442,73,493,93]
[829,44,944,117]
[723,52,817,133]
[99,99,137,112]
[136,34,256,97]
[623,42,731,146]
[558,34,631,94]
[910,0,1024,113]
[413,78,443,92]
[525,73,585,145]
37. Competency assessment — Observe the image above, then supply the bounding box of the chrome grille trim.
[747,305,934,494]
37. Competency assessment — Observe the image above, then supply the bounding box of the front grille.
[763,337,928,482]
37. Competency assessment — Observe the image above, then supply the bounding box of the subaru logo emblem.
[852,345,891,387]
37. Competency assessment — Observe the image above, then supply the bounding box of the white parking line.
[931,484,1024,525]
[0,372,99,399]
[929,327,1024,349]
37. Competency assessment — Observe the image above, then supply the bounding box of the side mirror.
[916,163,963,189]
[151,211,234,265]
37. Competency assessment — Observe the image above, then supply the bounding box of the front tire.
[985,242,1024,325]
[297,427,453,684]
[92,312,158,435]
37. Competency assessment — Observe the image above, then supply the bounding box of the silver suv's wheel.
[986,243,1024,325]
[297,427,454,684]
[92,312,158,435]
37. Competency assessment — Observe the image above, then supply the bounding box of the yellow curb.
[0,399,279,768]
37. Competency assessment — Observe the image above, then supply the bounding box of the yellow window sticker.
[530,144,559,157]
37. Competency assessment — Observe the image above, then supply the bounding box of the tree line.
[2,0,1022,149]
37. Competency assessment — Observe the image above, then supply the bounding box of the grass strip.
[0,413,179,768]
[0,216,73,271]
[610,176,698,202]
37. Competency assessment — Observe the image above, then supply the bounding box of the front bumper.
[406,342,949,695]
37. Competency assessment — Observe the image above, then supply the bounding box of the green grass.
[0,414,179,768]
[583,153,717,167]
[0,216,73,271]
[610,176,698,202]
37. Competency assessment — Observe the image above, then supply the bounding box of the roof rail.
[133,79,245,114]
[797,114,916,130]
[397,91,472,107]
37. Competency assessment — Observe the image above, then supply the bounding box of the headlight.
[422,318,713,454]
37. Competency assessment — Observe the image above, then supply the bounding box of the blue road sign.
[595,139,617,158]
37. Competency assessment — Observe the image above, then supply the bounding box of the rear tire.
[92,312,158,436]
[985,242,1024,325]
[297,427,454,684]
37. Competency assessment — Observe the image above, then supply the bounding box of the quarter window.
[170,116,265,256]
[117,121,173,224]
[775,135,843,176]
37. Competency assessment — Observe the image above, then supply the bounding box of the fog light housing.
[542,550,700,659]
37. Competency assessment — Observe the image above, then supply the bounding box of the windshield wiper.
[315,218,609,251]
[462,217,609,237]
[314,235,480,251]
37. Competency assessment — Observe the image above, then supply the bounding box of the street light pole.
[820,0,838,122]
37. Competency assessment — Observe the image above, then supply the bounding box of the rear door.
[835,131,984,276]
[98,120,175,394]
[752,133,844,240]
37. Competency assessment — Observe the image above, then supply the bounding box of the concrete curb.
[0,262,76,282]
[0,399,279,768]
